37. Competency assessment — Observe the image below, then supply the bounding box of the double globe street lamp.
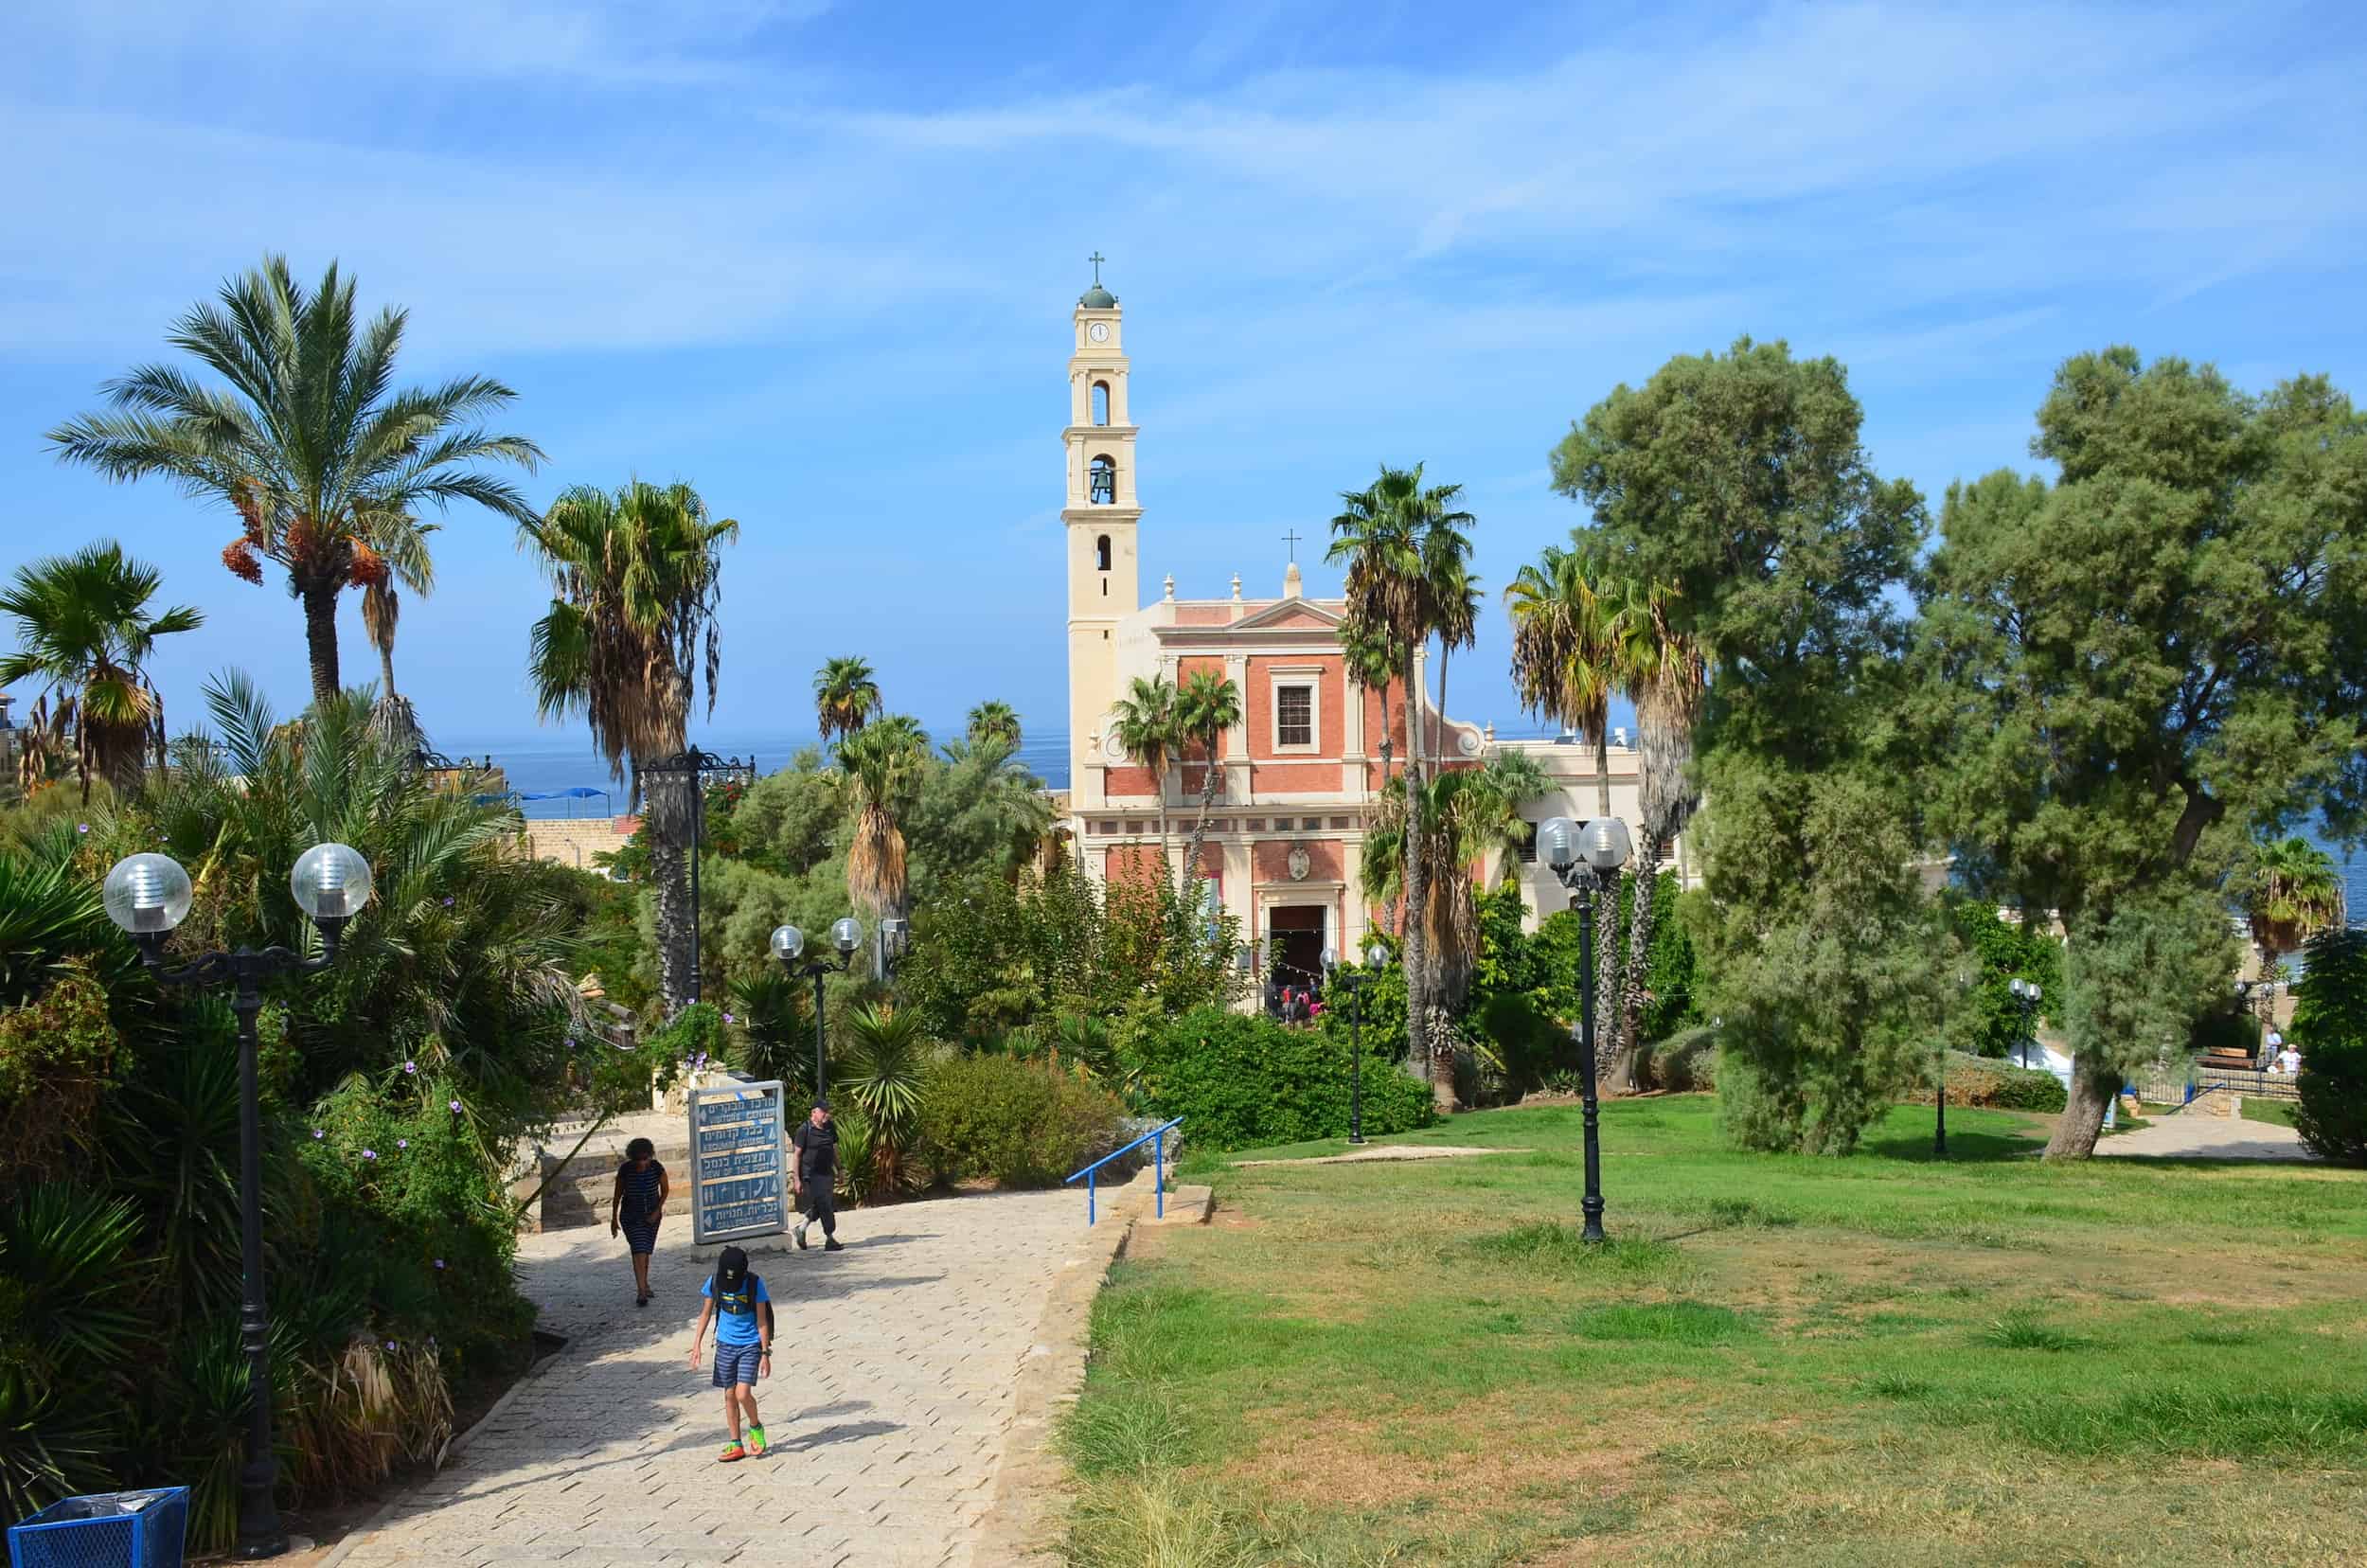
[769,917,909,1102]
[102,843,376,1559]
[1321,938,1392,1145]
[2008,977,2042,1069]
[1538,814,1632,1243]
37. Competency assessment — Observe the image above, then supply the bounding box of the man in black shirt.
[791,1101,842,1251]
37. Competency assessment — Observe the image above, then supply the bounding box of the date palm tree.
[46,256,542,706]
[1109,674,1182,877]
[1505,538,1627,1067]
[0,542,203,802]
[522,479,738,1009]
[814,657,881,749]
[1175,669,1242,894]
[837,715,931,928]
[1330,463,1476,1079]
[966,700,1022,751]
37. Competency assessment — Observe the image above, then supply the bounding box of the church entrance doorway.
[1267,903,1326,994]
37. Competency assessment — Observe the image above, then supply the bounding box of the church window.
[1090,456,1115,504]
[1276,685,1313,748]
[1092,381,1112,426]
[1095,533,1112,571]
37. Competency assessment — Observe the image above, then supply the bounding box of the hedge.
[1134,1007,1437,1151]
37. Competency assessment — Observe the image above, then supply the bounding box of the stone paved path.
[329,1188,1096,1568]
[2097,1113,2319,1162]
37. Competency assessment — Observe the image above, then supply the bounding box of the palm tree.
[814,657,881,749]
[837,715,931,928]
[1423,537,1480,772]
[1504,539,1627,1070]
[1329,463,1476,1079]
[1609,569,1706,1078]
[46,257,543,706]
[1108,674,1183,876]
[523,479,739,1009]
[966,701,1022,751]
[357,519,433,753]
[1361,751,1550,1023]
[1175,670,1242,894]
[2241,835,2347,990]
[0,542,203,802]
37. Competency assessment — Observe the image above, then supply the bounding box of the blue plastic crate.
[8,1488,187,1568]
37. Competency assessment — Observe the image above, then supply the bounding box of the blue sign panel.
[687,1080,787,1244]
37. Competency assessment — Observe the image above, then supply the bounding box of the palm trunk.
[1400,646,1433,1098]
[378,639,399,700]
[1592,730,1621,1087]
[2043,1053,2120,1160]
[301,576,343,708]
[1183,743,1221,899]
[1613,829,1664,1091]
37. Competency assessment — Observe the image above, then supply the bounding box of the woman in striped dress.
[610,1137,669,1307]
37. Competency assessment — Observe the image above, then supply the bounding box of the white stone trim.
[1269,665,1322,755]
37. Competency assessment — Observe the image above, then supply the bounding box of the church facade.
[1057,270,1675,992]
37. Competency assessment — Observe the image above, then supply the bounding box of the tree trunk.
[302,577,343,708]
[1612,829,1664,1091]
[1183,743,1221,901]
[2043,1052,2119,1160]
[1400,646,1430,1084]
[378,639,399,700]
[1592,730,1621,1086]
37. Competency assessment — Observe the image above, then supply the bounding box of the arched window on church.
[1095,534,1112,572]
[1090,455,1115,505]
[1091,381,1112,426]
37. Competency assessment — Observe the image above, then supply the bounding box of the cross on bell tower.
[1064,257,1138,812]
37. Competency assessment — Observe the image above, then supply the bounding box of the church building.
[1058,266,1675,993]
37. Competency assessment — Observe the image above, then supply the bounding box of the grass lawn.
[1061,1096,2367,1566]
[2243,1098,2301,1130]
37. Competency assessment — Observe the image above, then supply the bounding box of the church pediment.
[1223,598,1344,633]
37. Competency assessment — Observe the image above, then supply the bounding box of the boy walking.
[686,1244,773,1460]
[792,1102,843,1251]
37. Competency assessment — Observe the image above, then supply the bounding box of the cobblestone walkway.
[329,1188,1095,1568]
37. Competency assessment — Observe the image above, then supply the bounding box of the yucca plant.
[839,1003,931,1195]
[0,1186,145,1524]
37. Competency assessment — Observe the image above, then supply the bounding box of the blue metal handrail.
[1065,1116,1182,1225]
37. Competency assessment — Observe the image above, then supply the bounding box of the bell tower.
[1064,255,1138,810]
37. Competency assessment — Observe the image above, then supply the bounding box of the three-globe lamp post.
[769,917,868,1103]
[1538,814,1631,1243]
[1321,937,1392,1145]
[102,842,376,1559]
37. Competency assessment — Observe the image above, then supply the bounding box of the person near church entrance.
[686,1244,773,1461]
[792,1101,843,1251]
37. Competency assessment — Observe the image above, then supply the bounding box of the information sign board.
[687,1079,788,1244]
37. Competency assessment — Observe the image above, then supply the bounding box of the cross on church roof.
[1089,251,1105,287]
[1281,527,1303,562]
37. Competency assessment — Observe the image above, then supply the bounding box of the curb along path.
[325,1180,1151,1568]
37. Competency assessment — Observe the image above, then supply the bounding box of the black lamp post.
[2009,977,2040,1069]
[102,843,375,1559]
[769,918,867,1102]
[1321,937,1392,1145]
[1539,814,1631,1243]
[643,747,756,1007]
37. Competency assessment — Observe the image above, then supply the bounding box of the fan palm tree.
[966,700,1022,750]
[1108,674,1183,875]
[1422,537,1480,771]
[1361,751,1550,1022]
[836,715,931,927]
[1175,669,1242,895]
[814,657,881,749]
[46,257,543,706]
[358,545,428,754]
[1329,463,1476,1078]
[0,542,203,802]
[2241,836,2347,985]
[522,479,739,1009]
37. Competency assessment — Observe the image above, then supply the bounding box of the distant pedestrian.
[611,1137,669,1307]
[792,1102,843,1252]
[686,1244,773,1461]
[2277,1044,2302,1076]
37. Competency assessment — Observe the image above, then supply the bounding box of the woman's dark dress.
[618,1160,665,1255]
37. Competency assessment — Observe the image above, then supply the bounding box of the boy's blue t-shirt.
[702,1274,770,1346]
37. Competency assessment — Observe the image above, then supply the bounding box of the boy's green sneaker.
[745,1423,768,1457]
[718,1441,747,1463]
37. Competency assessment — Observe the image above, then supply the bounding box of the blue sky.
[4,1,2363,760]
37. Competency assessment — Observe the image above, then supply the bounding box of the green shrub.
[2291,928,2367,1166]
[1639,1025,1720,1092]
[919,1053,1126,1186]
[1474,992,1560,1093]
[1134,1007,1436,1151]
[1897,1052,2070,1112]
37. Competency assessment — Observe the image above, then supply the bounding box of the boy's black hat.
[716,1245,750,1292]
